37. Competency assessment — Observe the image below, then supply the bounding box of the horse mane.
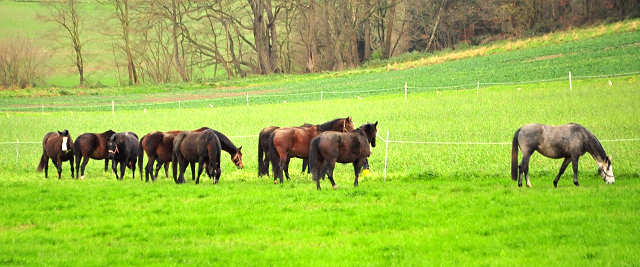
[212,130,239,154]
[317,118,344,132]
[194,127,210,132]
[587,132,608,159]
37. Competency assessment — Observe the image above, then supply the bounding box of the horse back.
[518,123,590,158]
[75,133,107,159]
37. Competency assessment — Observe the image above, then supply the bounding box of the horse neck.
[214,131,238,155]
[586,134,607,162]
[317,119,343,132]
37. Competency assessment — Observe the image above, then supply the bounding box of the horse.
[269,117,354,184]
[74,130,116,180]
[37,130,74,179]
[258,124,312,177]
[200,127,244,169]
[172,128,222,184]
[309,122,378,190]
[511,123,615,188]
[107,132,140,180]
[138,131,197,182]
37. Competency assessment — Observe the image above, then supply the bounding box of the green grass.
[0,75,639,265]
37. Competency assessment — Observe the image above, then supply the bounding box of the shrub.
[0,37,48,89]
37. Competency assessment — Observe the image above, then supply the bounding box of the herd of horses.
[36,119,615,189]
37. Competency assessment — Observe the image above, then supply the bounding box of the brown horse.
[309,122,377,190]
[258,123,312,177]
[74,130,116,180]
[269,117,354,184]
[37,130,74,179]
[138,131,196,182]
[511,123,615,187]
[172,128,222,184]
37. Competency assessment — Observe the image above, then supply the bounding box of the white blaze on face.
[61,136,68,151]
[605,164,615,184]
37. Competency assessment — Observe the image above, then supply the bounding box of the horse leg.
[353,160,365,187]
[302,158,309,174]
[518,153,532,188]
[284,156,291,180]
[326,160,338,190]
[163,162,169,179]
[196,159,205,185]
[112,160,119,180]
[553,158,571,188]
[178,159,188,184]
[119,160,126,181]
[131,158,137,180]
[145,157,154,182]
[80,157,90,180]
[69,158,74,179]
[152,160,162,181]
[571,156,580,186]
[55,158,63,179]
[43,154,50,178]
[104,158,110,172]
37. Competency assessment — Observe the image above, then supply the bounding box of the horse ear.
[238,146,242,151]
[58,130,63,135]
[348,116,352,121]
[374,121,378,127]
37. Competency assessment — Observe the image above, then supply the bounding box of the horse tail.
[258,138,265,176]
[308,136,321,182]
[172,133,186,183]
[37,153,47,172]
[511,128,521,181]
[268,132,279,175]
[138,135,145,180]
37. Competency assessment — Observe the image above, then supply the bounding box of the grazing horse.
[138,131,197,182]
[74,130,116,180]
[258,124,312,177]
[107,132,140,180]
[269,117,354,184]
[37,130,74,179]
[309,122,378,190]
[198,127,244,169]
[172,128,222,184]
[511,123,615,187]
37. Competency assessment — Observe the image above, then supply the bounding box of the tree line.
[1,0,638,88]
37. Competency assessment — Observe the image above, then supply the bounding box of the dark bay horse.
[269,117,354,184]
[107,132,140,180]
[309,122,377,190]
[172,128,222,184]
[74,130,116,180]
[511,123,615,187]
[258,124,312,177]
[37,130,74,179]
[201,127,244,169]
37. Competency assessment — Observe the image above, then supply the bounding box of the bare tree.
[103,0,139,85]
[39,0,86,86]
[248,0,281,74]
[0,37,48,88]
[383,0,397,58]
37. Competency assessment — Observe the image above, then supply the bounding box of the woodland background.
[1,0,639,88]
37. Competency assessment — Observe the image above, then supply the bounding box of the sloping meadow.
[0,74,639,265]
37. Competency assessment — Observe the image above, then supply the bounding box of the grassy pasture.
[1,75,639,265]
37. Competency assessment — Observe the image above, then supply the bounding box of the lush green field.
[1,75,639,265]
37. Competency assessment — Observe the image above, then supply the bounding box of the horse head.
[368,121,378,147]
[597,156,615,184]
[58,129,71,152]
[107,134,120,159]
[343,117,354,132]
[231,146,244,169]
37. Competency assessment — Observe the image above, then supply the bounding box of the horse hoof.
[553,183,558,188]
[518,184,522,187]
[273,180,277,184]
[80,175,85,180]
[333,185,338,190]
[526,182,531,188]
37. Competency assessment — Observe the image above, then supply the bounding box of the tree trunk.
[383,0,397,59]
[171,0,188,82]
[249,0,270,74]
[363,0,371,61]
[265,0,280,73]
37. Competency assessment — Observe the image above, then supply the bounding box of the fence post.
[246,93,249,107]
[384,130,389,182]
[477,81,479,96]
[112,101,115,115]
[321,91,323,103]
[404,82,407,101]
[179,100,181,111]
[569,71,572,91]
[16,138,19,165]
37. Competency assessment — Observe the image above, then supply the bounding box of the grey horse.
[511,123,614,187]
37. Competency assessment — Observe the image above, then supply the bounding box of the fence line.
[1,71,637,112]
